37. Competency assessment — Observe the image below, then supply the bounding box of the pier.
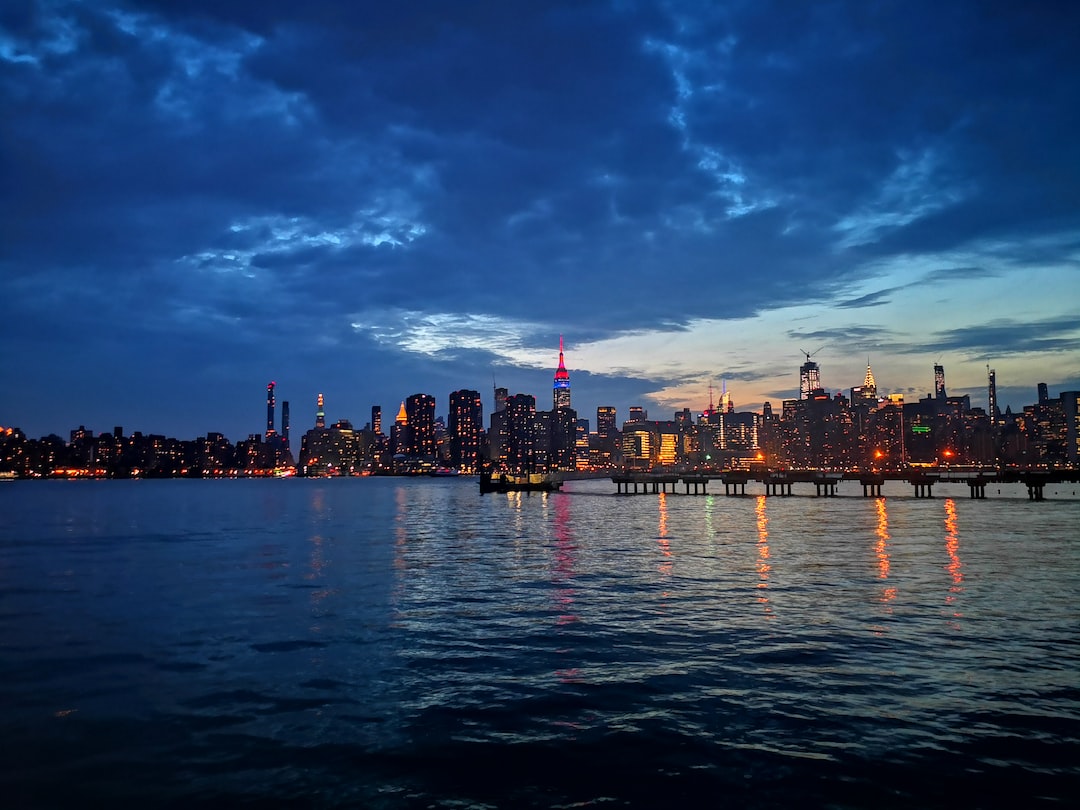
[608,467,1080,499]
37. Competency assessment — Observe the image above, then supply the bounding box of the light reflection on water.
[755,495,772,618]
[0,477,1077,807]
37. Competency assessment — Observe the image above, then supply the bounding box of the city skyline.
[2,348,1073,448]
[3,2,1079,442]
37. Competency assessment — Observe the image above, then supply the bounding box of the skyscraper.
[799,354,821,399]
[448,389,483,472]
[506,393,537,474]
[282,401,290,445]
[553,335,571,410]
[1063,391,1080,464]
[597,406,617,439]
[987,366,999,425]
[316,393,326,429]
[1038,383,1049,405]
[390,401,410,457]
[371,405,382,436]
[851,360,878,405]
[934,364,946,400]
[405,393,436,458]
[266,381,276,439]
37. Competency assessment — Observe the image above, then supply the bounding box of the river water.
[1,477,1078,807]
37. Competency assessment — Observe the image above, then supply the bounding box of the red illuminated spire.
[555,335,569,382]
[553,335,571,409]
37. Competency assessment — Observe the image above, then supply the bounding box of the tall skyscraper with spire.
[799,353,821,399]
[863,361,877,398]
[987,366,999,425]
[553,336,571,410]
[934,364,946,400]
[316,393,326,429]
[266,381,277,439]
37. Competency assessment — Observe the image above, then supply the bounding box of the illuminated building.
[371,406,382,436]
[987,366,999,425]
[799,353,821,399]
[545,337,577,470]
[627,406,646,423]
[266,381,277,439]
[850,361,878,405]
[934,364,947,400]
[594,406,619,468]
[553,335,571,410]
[298,419,363,476]
[597,406,617,437]
[505,393,537,474]
[575,419,590,470]
[316,393,326,429]
[548,404,577,471]
[622,423,652,469]
[405,393,436,458]
[282,401,290,446]
[448,389,483,472]
[390,401,410,458]
[1064,391,1080,464]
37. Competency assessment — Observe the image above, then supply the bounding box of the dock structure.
[720,471,751,496]
[909,473,935,498]
[613,473,679,495]
[859,474,886,497]
[608,467,1079,500]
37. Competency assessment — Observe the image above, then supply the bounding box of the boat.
[0,471,16,482]
[430,467,461,477]
[479,470,562,494]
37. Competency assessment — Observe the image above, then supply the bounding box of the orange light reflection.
[755,496,773,618]
[657,492,672,579]
[875,498,897,605]
[944,498,963,621]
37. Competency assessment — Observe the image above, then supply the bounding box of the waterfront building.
[448,389,483,472]
[315,393,326,429]
[505,393,537,474]
[390,402,411,459]
[487,387,509,467]
[548,404,577,471]
[298,419,364,476]
[1064,391,1080,464]
[575,419,590,471]
[593,406,619,468]
[405,394,436,459]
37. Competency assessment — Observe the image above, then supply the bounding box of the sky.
[2,0,1079,442]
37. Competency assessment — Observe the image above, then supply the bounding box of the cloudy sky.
[3,0,1079,442]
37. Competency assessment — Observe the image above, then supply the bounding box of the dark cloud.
[2,0,1078,438]
[833,289,897,309]
[913,316,1080,358]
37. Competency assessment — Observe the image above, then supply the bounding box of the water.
[1,478,1078,808]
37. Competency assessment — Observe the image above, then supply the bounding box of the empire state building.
[553,336,571,410]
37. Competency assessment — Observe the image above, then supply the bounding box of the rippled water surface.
[2,477,1078,807]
